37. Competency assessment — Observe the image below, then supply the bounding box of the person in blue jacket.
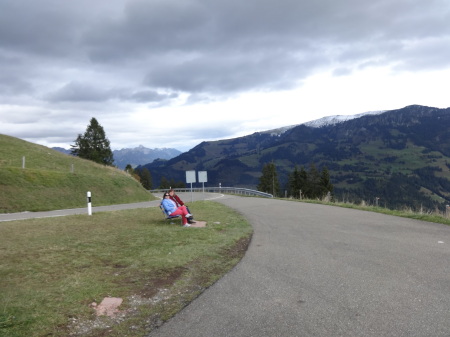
[161,193,193,227]
[168,189,195,223]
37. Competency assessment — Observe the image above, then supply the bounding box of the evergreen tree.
[159,176,170,189]
[139,168,153,190]
[288,165,308,199]
[307,163,321,199]
[257,162,280,196]
[320,166,334,199]
[124,164,133,173]
[288,164,334,200]
[299,166,308,199]
[288,166,300,198]
[71,118,114,165]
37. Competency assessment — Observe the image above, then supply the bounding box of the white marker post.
[186,170,196,203]
[87,191,92,215]
[198,171,207,199]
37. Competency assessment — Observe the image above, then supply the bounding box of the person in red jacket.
[168,189,195,224]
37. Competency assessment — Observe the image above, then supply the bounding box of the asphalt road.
[148,195,450,337]
[2,194,450,336]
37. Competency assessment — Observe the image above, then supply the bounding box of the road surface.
[149,195,450,337]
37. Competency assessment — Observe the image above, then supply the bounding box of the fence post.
[87,191,92,216]
[22,156,25,169]
[446,205,449,219]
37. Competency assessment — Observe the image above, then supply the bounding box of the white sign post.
[186,170,196,203]
[87,191,92,216]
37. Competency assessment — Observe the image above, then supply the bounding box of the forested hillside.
[143,105,450,210]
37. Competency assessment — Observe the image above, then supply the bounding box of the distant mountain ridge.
[259,110,387,137]
[142,105,450,210]
[52,145,181,169]
[53,111,381,168]
[302,110,386,128]
[112,145,181,169]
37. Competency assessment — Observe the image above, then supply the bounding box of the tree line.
[257,162,334,199]
[126,165,185,190]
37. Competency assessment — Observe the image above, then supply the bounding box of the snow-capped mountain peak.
[264,110,387,137]
[303,110,386,128]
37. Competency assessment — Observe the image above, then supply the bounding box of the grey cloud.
[2,0,449,103]
[78,0,450,96]
[46,82,180,104]
[0,1,80,56]
[126,90,179,103]
[0,74,34,96]
[393,37,450,72]
[144,49,321,94]
[46,82,113,102]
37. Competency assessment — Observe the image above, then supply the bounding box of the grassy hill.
[0,134,155,213]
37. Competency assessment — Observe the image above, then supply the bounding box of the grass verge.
[0,201,252,337]
[292,198,450,226]
[0,167,154,213]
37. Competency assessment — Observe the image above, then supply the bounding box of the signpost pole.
[198,171,207,201]
[186,171,196,203]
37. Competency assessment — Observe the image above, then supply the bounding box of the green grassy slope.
[0,134,155,213]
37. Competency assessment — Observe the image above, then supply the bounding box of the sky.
[1,0,450,152]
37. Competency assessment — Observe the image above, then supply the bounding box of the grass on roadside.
[0,134,154,213]
[295,198,450,226]
[0,201,252,337]
[0,167,154,213]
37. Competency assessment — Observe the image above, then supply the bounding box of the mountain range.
[140,105,450,211]
[112,146,181,169]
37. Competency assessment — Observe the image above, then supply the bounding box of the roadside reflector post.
[87,191,92,215]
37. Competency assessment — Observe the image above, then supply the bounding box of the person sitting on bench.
[168,189,195,223]
[161,192,193,227]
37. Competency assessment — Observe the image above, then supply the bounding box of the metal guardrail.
[150,187,273,198]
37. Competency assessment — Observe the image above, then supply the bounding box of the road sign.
[186,170,196,183]
[198,171,207,183]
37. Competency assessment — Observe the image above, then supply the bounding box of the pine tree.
[307,163,321,199]
[299,166,308,199]
[159,176,170,189]
[288,166,300,198]
[124,164,133,173]
[138,168,153,190]
[320,166,334,198]
[71,118,114,165]
[288,165,308,199]
[257,162,280,196]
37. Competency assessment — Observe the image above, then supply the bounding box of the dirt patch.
[91,297,123,317]
[189,220,207,227]
[224,235,252,259]
[137,267,186,298]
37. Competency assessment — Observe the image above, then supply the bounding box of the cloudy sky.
[1,0,450,152]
